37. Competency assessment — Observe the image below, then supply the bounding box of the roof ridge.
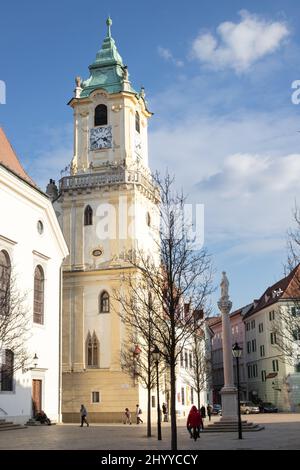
[0,127,37,187]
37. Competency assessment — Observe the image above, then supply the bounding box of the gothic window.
[0,250,11,312]
[0,349,14,391]
[86,332,99,368]
[99,291,110,313]
[135,111,140,133]
[33,265,44,324]
[94,104,107,127]
[84,205,93,226]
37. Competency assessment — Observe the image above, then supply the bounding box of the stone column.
[218,271,238,422]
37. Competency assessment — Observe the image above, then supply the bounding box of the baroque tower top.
[76,17,138,97]
[65,18,152,178]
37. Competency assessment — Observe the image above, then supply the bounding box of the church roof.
[80,17,136,97]
[0,127,36,187]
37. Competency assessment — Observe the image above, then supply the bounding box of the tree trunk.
[170,363,177,450]
[147,382,151,437]
[197,390,201,410]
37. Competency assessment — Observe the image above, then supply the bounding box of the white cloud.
[149,108,300,255]
[202,152,300,198]
[191,10,289,72]
[158,46,184,67]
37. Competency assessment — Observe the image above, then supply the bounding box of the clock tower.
[69,16,150,175]
[54,18,159,422]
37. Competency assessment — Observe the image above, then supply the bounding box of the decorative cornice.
[32,250,51,261]
[0,234,17,246]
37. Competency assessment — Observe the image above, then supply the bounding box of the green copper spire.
[80,17,136,97]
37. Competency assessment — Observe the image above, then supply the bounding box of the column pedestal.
[220,387,238,422]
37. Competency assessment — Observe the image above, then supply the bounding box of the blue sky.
[1,0,300,310]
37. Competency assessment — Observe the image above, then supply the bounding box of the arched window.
[94,104,107,127]
[135,111,140,133]
[99,291,110,313]
[1,349,14,391]
[84,205,93,226]
[86,332,99,367]
[0,250,11,310]
[33,265,44,324]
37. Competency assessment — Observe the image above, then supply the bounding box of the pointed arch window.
[33,265,44,324]
[95,104,108,127]
[84,205,93,226]
[86,332,99,368]
[135,111,140,134]
[99,291,110,313]
[0,250,11,312]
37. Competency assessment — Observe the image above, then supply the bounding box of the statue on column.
[220,271,229,300]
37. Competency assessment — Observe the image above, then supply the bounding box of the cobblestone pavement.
[0,414,299,450]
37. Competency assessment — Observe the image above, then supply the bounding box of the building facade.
[243,268,300,411]
[54,19,159,422]
[0,128,68,424]
[175,321,213,417]
[210,267,300,411]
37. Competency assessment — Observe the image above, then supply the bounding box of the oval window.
[37,220,44,234]
[92,249,103,257]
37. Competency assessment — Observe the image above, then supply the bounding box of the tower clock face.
[90,126,112,150]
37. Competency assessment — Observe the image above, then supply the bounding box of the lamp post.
[23,353,39,373]
[232,342,243,439]
[152,345,162,441]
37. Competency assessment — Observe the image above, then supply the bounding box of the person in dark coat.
[200,405,206,419]
[187,405,203,440]
[36,410,51,425]
[207,404,212,421]
[80,404,89,427]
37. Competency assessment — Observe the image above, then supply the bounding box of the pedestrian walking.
[187,405,203,441]
[135,404,143,424]
[123,407,132,424]
[80,404,89,427]
[200,405,206,419]
[162,402,169,422]
[207,404,212,421]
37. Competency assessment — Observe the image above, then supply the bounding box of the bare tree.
[119,172,213,450]
[186,326,211,410]
[0,268,30,389]
[115,279,161,437]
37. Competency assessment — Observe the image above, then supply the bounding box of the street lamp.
[152,345,162,440]
[22,353,39,373]
[232,342,243,440]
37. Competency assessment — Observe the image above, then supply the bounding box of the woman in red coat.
[187,406,203,441]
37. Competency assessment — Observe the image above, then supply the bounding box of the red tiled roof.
[206,316,221,326]
[244,264,300,318]
[0,127,36,187]
[207,303,253,327]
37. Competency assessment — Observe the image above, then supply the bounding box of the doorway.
[32,379,42,417]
